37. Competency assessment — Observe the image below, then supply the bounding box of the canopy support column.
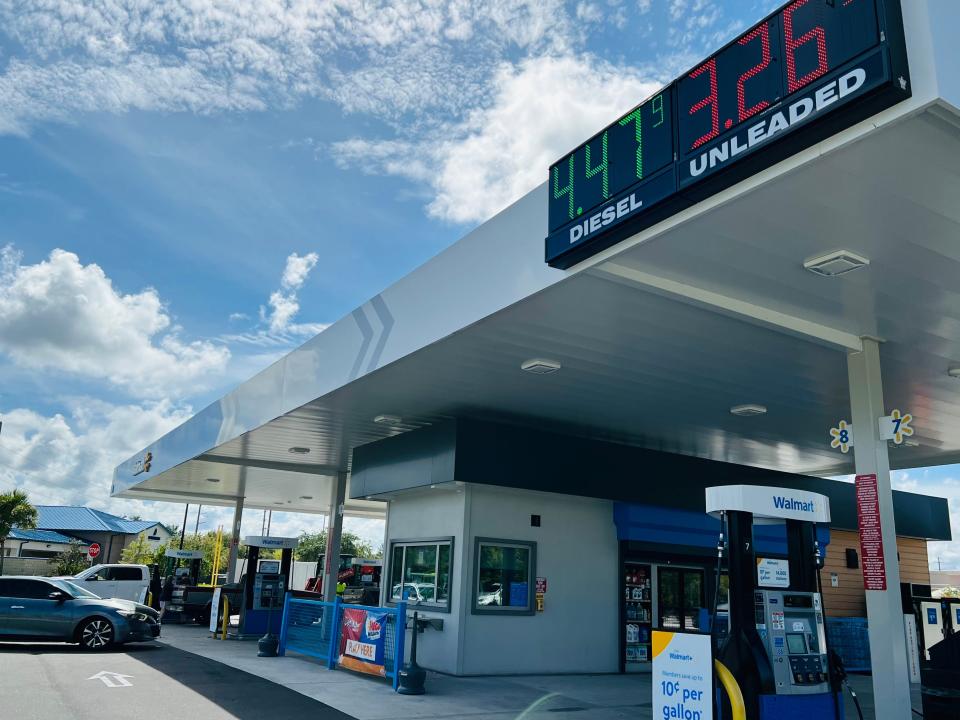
[323,472,347,602]
[226,494,245,582]
[847,338,910,720]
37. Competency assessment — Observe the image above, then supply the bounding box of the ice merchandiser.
[623,561,652,670]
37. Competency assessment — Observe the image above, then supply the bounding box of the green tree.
[0,489,38,575]
[294,530,377,562]
[56,540,90,576]
[120,532,156,565]
[941,586,960,598]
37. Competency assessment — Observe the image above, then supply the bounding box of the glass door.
[623,562,652,671]
[657,567,705,631]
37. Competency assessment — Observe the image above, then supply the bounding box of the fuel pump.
[164,548,204,584]
[163,549,205,622]
[706,485,841,720]
[231,536,297,639]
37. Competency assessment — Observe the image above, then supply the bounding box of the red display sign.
[87,542,101,559]
[337,607,387,678]
[855,473,887,591]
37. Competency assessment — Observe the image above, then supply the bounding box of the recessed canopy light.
[730,404,768,417]
[374,414,402,425]
[949,366,960,379]
[521,358,562,374]
[299,495,313,500]
[288,446,311,454]
[273,502,284,505]
[803,250,870,277]
[206,478,220,483]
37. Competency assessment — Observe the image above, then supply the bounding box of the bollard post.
[221,597,229,640]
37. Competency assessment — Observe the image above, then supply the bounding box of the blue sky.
[0,0,956,566]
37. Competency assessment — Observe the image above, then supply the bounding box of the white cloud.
[280,252,318,292]
[576,2,604,23]
[0,245,230,398]
[264,251,323,336]
[225,251,327,347]
[0,399,191,509]
[0,399,383,548]
[0,0,572,135]
[334,54,664,225]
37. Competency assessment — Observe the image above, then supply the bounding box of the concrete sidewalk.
[158,624,918,719]
[160,624,651,720]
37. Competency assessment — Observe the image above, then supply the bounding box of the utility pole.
[179,504,189,549]
[193,505,202,536]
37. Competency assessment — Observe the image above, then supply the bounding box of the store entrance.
[657,567,705,631]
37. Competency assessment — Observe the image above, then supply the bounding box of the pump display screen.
[544,0,909,268]
[786,633,808,654]
[259,560,280,574]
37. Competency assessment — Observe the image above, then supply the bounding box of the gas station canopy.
[114,3,960,511]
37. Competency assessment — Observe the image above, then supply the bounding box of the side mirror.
[48,591,69,602]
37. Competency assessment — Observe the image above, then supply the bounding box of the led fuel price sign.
[545,0,910,268]
[548,90,675,234]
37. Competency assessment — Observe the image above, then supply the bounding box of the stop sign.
[87,543,101,559]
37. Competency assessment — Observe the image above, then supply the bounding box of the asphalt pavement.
[0,639,357,720]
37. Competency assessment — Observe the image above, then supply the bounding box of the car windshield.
[50,579,101,599]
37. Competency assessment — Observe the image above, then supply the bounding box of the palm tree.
[0,490,39,575]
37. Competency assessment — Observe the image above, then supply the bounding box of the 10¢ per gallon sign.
[652,631,713,720]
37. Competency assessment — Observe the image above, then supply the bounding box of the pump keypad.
[789,655,827,684]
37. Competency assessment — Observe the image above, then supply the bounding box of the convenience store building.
[115,2,959,717]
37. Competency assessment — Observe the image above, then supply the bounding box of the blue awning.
[614,503,831,556]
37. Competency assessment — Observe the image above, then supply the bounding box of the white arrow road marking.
[88,671,134,688]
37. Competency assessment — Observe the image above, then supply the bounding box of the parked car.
[392,583,436,603]
[477,582,502,606]
[58,564,150,602]
[0,576,160,650]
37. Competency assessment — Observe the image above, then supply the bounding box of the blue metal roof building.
[8,528,77,544]
[33,506,169,535]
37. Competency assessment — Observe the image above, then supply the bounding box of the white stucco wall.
[12,540,73,557]
[460,486,619,675]
[383,487,467,675]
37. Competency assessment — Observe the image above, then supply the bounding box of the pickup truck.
[59,564,150,602]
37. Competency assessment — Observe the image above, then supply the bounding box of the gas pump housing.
[233,536,298,638]
[706,485,840,719]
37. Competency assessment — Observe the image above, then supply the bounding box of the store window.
[472,538,536,615]
[387,538,453,612]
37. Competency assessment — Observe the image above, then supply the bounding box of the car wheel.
[79,618,115,650]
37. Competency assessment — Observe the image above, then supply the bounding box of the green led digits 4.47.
[551,93,667,224]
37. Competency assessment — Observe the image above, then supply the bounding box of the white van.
[65,564,150,602]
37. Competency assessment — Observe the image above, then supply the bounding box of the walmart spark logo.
[132,451,153,476]
[887,409,913,445]
[829,420,853,454]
